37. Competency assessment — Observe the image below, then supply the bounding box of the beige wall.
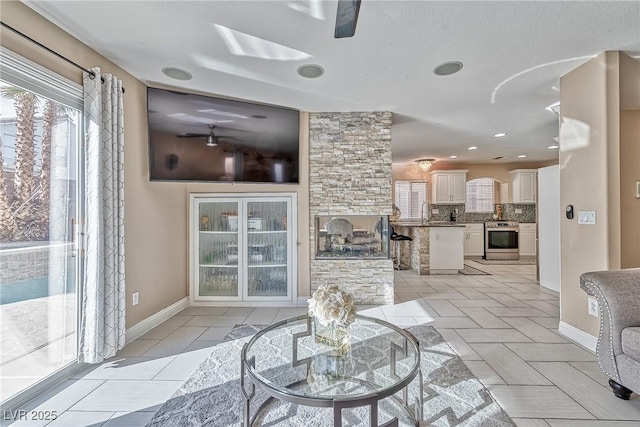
[0,2,311,327]
[559,52,640,337]
[619,53,640,269]
[620,110,640,268]
[559,53,610,336]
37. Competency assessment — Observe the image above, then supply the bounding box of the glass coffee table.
[240,314,423,426]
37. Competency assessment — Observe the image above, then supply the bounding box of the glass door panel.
[245,201,289,298]
[247,266,287,297]
[198,266,238,297]
[199,201,239,232]
[0,81,80,404]
[197,201,239,298]
[247,233,288,266]
[246,201,288,232]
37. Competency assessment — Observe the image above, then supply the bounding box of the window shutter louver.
[465,178,494,212]
[394,180,428,219]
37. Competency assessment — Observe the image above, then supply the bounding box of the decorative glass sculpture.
[313,316,351,356]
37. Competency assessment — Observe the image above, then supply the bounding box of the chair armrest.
[580,269,640,382]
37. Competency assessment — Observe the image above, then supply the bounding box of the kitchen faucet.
[421,201,429,225]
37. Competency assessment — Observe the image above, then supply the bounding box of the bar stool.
[390,226,412,270]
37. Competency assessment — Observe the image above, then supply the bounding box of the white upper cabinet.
[431,170,468,204]
[510,169,537,203]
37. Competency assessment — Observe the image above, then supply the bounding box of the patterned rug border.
[147,322,515,427]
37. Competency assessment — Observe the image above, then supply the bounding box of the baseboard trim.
[558,321,597,352]
[126,297,189,344]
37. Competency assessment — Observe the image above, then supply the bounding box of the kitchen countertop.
[391,221,466,228]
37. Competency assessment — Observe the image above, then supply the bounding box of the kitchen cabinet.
[431,170,468,204]
[510,169,537,203]
[463,223,484,257]
[519,223,537,257]
[429,226,465,273]
[190,193,296,305]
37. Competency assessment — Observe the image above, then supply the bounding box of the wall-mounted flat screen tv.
[147,87,299,183]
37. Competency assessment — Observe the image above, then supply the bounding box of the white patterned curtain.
[79,68,125,364]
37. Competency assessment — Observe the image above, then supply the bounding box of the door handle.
[71,218,77,257]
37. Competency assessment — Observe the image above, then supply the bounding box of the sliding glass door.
[0,66,83,406]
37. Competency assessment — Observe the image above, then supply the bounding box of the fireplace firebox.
[315,215,390,259]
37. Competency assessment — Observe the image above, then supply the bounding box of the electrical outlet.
[587,297,598,317]
[132,292,139,306]
[515,208,523,214]
[432,209,439,214]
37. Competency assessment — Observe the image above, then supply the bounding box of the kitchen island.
[392,222,465,275]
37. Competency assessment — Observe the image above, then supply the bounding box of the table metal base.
[240,316,423,427]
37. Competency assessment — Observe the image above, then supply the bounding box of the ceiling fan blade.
[177,133,209,138]
[334,0,361,38]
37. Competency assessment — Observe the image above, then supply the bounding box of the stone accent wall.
[394,225,430,275]
[0,247,50,282]
[309,112,394,305]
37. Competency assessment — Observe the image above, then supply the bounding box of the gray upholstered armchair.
[580,269,640,400]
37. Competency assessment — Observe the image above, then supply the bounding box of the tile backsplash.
[428,203,536,223]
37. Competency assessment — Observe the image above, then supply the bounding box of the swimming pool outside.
[0,242,75,305]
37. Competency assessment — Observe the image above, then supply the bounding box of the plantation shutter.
[465,178,494,212]
[394,180,427,219]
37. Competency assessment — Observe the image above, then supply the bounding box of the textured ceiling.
[23,0,640,165]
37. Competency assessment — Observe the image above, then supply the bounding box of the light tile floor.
[3,261,640,426]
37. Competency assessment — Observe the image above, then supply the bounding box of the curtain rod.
[1,21,125,93]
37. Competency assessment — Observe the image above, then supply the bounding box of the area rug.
[473,258,536,265]
[146,324,515,427]
[458,264,490,275]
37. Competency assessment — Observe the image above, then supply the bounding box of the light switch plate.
[578,210,596,225]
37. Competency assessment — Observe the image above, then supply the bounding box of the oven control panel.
[485,221,519,229]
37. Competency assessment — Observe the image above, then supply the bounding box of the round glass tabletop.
[242,314,420,403]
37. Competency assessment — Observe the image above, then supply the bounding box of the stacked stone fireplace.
[309,112,394,305]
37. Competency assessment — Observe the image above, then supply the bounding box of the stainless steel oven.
[485,221,520,260]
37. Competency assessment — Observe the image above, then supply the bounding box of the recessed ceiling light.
[518,154,527,158]
[297,64,324,78]
[468,146,478,150]
[433,61,463,76]
[494,133,507,138]
[548,145,559,149]
[162,67,192,81]
[449,155,458,159]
